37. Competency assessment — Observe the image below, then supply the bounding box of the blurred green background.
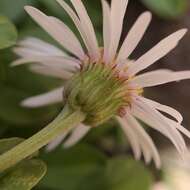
[0,0,190,189]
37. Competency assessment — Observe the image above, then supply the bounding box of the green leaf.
[141,0,188,19]
[105,157,153,190]
[0,138,47,190]
[0,51,62,126]
[0,138,24,154]
[0,16,17,49]
[78,157,153,190]
[0,84,59,126]
[39,144,152,190]
[39,144,107,190]
[0,159,47,190]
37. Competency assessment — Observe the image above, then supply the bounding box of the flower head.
[152,148,190,190]
[12,0,190,168]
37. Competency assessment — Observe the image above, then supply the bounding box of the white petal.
[13,47,50,57]
[117,116,142,160]
[128,29,187,76]
[63,124,90,148]
[11,56,80,72]
[108,0,128,62]
[165,118,190,140]
[46,132,68,152]
[117,12,152,64]
[18,37,66,56]
[70,0,100,60]
[56,0,90,56]
[132,70,190,87]
[24,6,85,59]
[102,0,111,63]
[21,87,63,108]
[30,64,73,80]
[141,97,183,124]
[125,114,161,168]
[131,98,187,155]
[56,0,99,61]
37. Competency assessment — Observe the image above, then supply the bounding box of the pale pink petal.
[30,64,73,80]
[13,47,51,57]
[70,0,100,60]
[101,0,111,63]
[118,115,150,162]
[24,6,85,59]
[63,124,90,148]
[132,70,190,87]
[49,16,85,57]
[131,98,187,155]
[11,56,80,72]
[117,116,142,160]
[116,59,135,73]
[18,37,66,56]
[108,0,129,62]
[131,69,172,87]
[125,114,161,168]
[164,118,190,140]
[117,12,152,64]
[21,87,63,108]
[141,97,183,124]
[128,29,187,76]
[56,0,90,56]
[56,0,99,61]
[46,132,68,152]
[71,0,100,61]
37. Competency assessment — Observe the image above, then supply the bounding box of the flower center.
[64,59,142,126]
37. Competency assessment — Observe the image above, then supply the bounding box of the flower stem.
[0,104,86,172]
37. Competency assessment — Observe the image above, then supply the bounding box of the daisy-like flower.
[152,148,190,190]
[12,0,190,168]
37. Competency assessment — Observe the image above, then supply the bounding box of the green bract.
[65,62,128,126]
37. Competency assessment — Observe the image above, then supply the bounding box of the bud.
[64,60,131,126]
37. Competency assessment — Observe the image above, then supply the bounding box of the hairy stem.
[0,104,86,172]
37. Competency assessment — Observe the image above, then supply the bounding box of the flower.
[152,148,190,190]
[12,0,190,168]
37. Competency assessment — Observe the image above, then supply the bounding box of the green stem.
[0,105,86,172]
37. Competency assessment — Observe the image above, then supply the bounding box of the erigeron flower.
[12,0,190,168]
[152,149,190,190]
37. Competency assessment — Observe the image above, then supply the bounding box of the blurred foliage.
[0,16,17,49]
[141,0,188,19]
[0,0,37,22]
[0,138,47,189]
[0,159,46,190]
[0,0,188,189]
[38,144,152,190]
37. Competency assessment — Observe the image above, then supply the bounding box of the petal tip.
[24,6,42,16]
[21,98,37,108]
[143,11,152,20]
[176,28,188,40]
[156,162,162,170]
[20,100,29,107]
[24,5,34,12]
[10,62,18,67]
